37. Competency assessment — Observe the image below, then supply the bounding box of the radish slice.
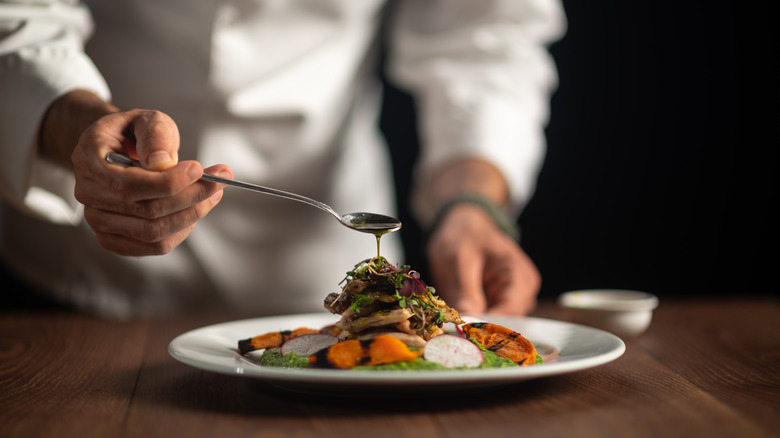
[423,334,484,368]
[280,333,338,356]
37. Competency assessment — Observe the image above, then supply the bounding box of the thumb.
[131,110,180,171]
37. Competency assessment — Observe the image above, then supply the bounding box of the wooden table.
[1,297,778,438]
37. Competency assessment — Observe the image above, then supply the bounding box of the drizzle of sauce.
[350,225,395,258]
[346,217,400,258]
[371,229,392,258]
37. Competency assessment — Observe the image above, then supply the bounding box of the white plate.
[168,312,625,393]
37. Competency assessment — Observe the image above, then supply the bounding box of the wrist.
[429,193,520,241]
[39,89,118,169]
[415,158,511,228]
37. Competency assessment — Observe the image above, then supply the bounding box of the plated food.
[238,257,539,370]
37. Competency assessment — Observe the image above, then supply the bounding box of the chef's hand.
[72,109,231,256]
[426,204,540,315]
[419,158,540,316]
[41,90,231,257]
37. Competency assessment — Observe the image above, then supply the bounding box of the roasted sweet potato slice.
[462,322,537,366]
[308,335,421,369]
[238,327,319,354]
[366,334,422,366]
[313,339,366,369]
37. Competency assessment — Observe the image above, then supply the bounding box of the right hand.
[426,204,540,316]
[71,109,232,256]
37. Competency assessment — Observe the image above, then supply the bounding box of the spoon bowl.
[106,152,402,234]
[340,212,402,234]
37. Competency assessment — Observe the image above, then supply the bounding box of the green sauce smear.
[259,348,309,368]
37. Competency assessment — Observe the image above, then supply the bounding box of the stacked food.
[238,256,539,370]
[323,256,463,348]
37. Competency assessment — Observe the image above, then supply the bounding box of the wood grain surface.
[1,298,778,438]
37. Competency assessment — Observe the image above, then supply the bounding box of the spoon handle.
[106,152,340,219]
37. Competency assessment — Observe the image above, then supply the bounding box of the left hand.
[426,203,540,315]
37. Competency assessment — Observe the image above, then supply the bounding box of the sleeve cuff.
[0,30,110,224]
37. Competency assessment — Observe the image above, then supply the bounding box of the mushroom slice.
[336,308,413,333]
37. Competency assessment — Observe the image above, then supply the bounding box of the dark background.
[382,1,776,300]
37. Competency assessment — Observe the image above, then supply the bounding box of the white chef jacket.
[0,0,565,318]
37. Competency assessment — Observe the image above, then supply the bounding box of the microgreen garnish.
[348,294,374,312]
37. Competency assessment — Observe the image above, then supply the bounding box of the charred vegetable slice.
[308,334,422,369]
[309,339,366,369]
[461,322,537,366]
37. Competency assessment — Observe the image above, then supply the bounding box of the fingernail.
[147,151,172,166]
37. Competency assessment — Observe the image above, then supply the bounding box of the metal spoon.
[106,152,402,234]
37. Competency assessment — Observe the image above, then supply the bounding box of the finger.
[72,109,174,167]
[107,161,205,207]
[75,163,208,219]
[94,224,195,257]
[203,164,233,182]
[483,247,541,315]
[454,251,488,314]
[73,110,204,209]
[129,110,181,171]
[84,182,223,241]
[431,246,487,315]
[97,160,232,214]
[483,275,537,315]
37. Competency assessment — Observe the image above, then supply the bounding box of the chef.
[0,0,565,318]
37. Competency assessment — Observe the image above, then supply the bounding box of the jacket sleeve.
[386,0,566,225]
[0,0,110,224]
